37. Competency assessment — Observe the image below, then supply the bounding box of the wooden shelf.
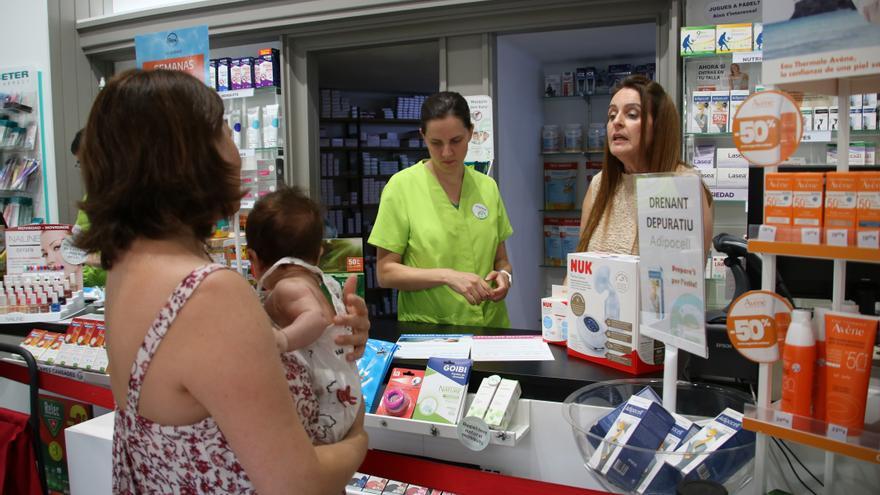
[748,240,880,264]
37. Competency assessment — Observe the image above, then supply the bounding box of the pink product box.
[237,57,255,89]
[230,59,242,90]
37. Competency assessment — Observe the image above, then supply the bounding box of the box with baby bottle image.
[541,252,664,375]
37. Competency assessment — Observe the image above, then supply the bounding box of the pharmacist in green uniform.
[368,92,513,327]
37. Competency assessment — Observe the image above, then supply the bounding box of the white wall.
[1,0,58,222]
[496,37,543,329]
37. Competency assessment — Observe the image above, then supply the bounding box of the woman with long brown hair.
[577,74,712,255]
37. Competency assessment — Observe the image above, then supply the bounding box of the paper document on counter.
[471,335,555,362]
[394,334,472,359]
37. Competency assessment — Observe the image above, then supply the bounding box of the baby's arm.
[271,279,333,352]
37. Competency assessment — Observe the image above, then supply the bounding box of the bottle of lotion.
[812,302,858,423]
[782,309,815,423]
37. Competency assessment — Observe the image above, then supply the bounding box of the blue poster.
[135,25,210,84]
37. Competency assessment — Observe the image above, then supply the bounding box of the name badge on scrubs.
[472,203,489,220]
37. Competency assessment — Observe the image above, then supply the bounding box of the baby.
[246,187,362,444]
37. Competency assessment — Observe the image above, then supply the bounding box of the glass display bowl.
[562,378,756,495]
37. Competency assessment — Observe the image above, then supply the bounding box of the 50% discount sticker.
[732,90,803,167]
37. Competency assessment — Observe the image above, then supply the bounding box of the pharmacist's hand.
[484,271,510,302]
[444,269,492,305]
[334,276,370,362]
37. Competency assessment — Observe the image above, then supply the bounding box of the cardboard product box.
[230,59,242,90]
[484,378,520,430]
[689,91,712,133]
[544,74,560,97]
[752,22,763,51]
[56,320,83,368]
[376,368,424,419]
[566,252,663,374]
[636,413,701,494]
[465,374,501,420]
[857,172,880,235]
[708,91,730,133]
[652,408,756,489]
[729,90,748,123]
[824,172,859,245]
[763,173,793,228]
[39,333,64,366]
[715,23,752,53]
[575,67,588,96]
[800,107,813,132]
[680,26,716,56]
[588,386,661,448]
[588,395,675,492]
[256,159,283,182]
[814,107,830,131]
[561,71,575,96]
[865,106,878,131]
[541,296,568,346]
[850,107,864,131]
[791,172,825,228]
[363,476,389,494]
[20,329,47,359]
[716,168,749,189]
[238,57,255,89]
[208,59,217,91]
[256,48,281,88]
[39,394,93,495]
[412,357,472,425]
[715,148,749,168]
[544,217,562,266]
[830,106,840,131]
[698,168,717,189]
[693,145,715,169]
[216,57,232,92]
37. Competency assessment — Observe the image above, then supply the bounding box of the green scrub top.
[368,160,513,328]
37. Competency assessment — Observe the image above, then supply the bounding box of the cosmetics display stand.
[746,77,880,494]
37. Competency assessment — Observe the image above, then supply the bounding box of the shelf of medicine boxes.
[742,403,880,465]
[364,393,531,447]
[320,118,421,125]
[217,86,281,100]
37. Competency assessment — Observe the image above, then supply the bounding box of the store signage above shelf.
[732,51,762,64]
[801,130,832,143]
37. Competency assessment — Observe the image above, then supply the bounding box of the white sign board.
[464,95,494,164]
[636,173,708,358]
[763,1,880,85]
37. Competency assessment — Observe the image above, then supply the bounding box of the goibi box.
[412,357,472,425]
[588,394,675,492]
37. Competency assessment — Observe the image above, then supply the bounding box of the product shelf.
[539,264,566,269]
[743,403,880,465]
[365,396,531,448]
[0,294,86,324]
[686,130,880,141]
[747,240,880,264]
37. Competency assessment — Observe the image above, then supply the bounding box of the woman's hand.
[443,269,492,305]
[484,271,511,302]
[334,276,370,361]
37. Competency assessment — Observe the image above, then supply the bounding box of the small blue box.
[589,386,661,448]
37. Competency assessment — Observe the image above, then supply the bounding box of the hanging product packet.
[356,338,398,413]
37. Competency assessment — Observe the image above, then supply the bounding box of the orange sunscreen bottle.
[812,303,859,423]
[781,310,815,422]
[824,311,879,433]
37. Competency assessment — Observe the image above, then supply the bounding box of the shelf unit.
[0,67,49,225]
[318,89,431,318]
[747,77,880,494]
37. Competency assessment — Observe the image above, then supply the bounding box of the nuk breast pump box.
[566,252,663,374]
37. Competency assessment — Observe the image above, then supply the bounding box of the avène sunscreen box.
[791,172,825,229]
[824,172,859,245]
[764,173,793,236]
[857,172,880,245]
